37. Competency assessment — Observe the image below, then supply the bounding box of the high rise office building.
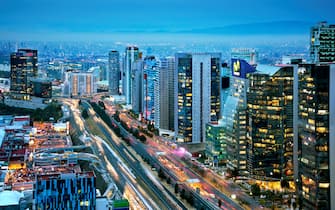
[34,172,96,210]
[108,50,120,95]
[159,57,175,130]
[123,46,140,104]
[10,49,38,100]
[175,53,221,144]
[295,63,335,209]
[310,21,335,63]
[223,59,256,176]
[247,65,294,184]
[143,56,159,122]
[131,60,144,114]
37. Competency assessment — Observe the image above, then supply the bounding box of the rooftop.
[255,64,282,76]
[0,191,24,206]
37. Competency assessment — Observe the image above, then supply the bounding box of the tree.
[218,199,222,207]
[187,194,194,206]
[251,184,261,196]
[81,109,89,119]
[158,168,166,179]
[180,189,186,199]
[174,183,179,194]
[139,135,146,143]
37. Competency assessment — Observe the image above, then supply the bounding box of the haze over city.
[1,0,335,41]
[0,1,335,210]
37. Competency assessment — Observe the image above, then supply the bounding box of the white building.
[175,53,221,144]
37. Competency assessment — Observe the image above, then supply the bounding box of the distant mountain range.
[179,21,314,35]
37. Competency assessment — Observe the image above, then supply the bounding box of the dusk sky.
[1,0,335,40]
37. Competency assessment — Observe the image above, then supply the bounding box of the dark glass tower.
[247,65,294,183]
[296,63,335,209]
[108,50,120,95]
[10,49,38,100]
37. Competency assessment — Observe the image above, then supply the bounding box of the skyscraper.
[295,63,335,209]
[10,49,38,100]
[159,57,175,130]
[223,59,256,176]
[247,65,294,184]
[108,50,120,95]
[143,56,159,122]
[175,53,221,144]
[131,60,144,114]
[123,46,140,104]
[310,21,335,63]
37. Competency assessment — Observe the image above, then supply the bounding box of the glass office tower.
[296,64,335,209]
[10,49,38,100]
[175,53,221,144]
[247,65,294,185]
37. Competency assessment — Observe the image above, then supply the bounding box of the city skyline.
[1,0,335,41]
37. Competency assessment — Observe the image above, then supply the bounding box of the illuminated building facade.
[67,71,97,97]
[205,122,227,165]
[10,49,38,100]
[123,46,140,104]
[223,59,256,175]
[34,172,96,210]
[30,78,52,98]
[175,53,221,144]
[143,56,159,122]
[310,21,335,63]
[295,64,335,209]
[108,50,120,95]
[247,65,294,183]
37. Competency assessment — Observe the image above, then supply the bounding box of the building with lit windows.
[205,121,227,165]
[222,59,256,176]
[123,46,140,104]
[295,63,335,209]
[159,57,175,130]
[65,71,97,97]
[30,78,52,98]
[131,60,144,114]
[310,21,335,63]
[175,53,221,144]
[10,49,38,100]
[108,50,120,95]
[247,65,294,185]
[34,172,96,210]
[143,56,159,122]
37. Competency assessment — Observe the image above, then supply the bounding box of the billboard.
[231,59,256,79]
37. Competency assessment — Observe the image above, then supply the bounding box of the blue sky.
[0,0,334,40]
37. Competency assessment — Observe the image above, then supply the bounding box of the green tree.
[139,135,146,143]
[251,184,261,196]
[174,183,179,194]
[82,109,89,119]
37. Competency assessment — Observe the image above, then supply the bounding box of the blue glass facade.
[34,172,96,210]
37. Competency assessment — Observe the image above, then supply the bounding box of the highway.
[105,101,258,209]
[81,100,187,210]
